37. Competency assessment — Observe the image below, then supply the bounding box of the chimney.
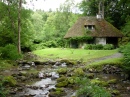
[96,0,104,19]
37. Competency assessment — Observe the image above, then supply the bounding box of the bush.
[0,44,21,60]
[120,43,130,75]
[76,78,111,97]
[0,76,9,96]
[84,44,113,50]
[84,44,93,50]
[96,44,103,50]
[3,76,17,87]
[103,44,114,50]
[30,44,46,51]
[42,41,57,48]
[31,40,59,51]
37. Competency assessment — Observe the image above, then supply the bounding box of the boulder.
[73,68,85,76]
[57,68,67,74]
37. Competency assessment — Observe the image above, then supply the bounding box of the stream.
[9,59,130,97]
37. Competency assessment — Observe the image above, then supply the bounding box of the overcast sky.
[25,0,82,11]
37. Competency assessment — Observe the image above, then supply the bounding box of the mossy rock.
[68,77,76,84]
[3,76,17,86]
[86,73,94,79]
[57,68,67,74]
[49,91,62,97]
[57,76,68,82]
[107,79,117,84]
[60,59,76,66]
[91,79,108,87]
[19,71,28,76]
[73,68,85,76]
[56,76,68,87]
[55,88,64,92]
[111,90,120,95]
[49,90,66,97]
[56,80,68,87]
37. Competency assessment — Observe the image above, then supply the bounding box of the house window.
[84,25,95,30]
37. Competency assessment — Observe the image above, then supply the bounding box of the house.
[64,1,123,48]
[64,16,123,48]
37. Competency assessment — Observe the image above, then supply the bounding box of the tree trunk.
[18,0,22,54]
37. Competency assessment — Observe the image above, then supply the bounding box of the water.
[24,78,56,97]
[12,65,130,97]
[13,69,57,97]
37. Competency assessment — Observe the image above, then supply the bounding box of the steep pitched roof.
[64,16,123,38]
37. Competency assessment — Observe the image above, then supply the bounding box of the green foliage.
[84,44,113,50]
[0,60,14,71]
[74,68,85,76]
[76,78,111,97]
[31,40,59,51]
[103,44,114,50]
[79,0,130,29]
[56,76,68,87]
[122,16,130,37]
[57,68,67,74]
[30,3,79,48]
[84,44,93,50]
[0,44,21,60]
[3,76,17,87]
[107,79,117,84]
[120,43,130,75]
[30,44,46,51]
[0,76,8,97]
[91,79,109,87]
[0,0,80,52]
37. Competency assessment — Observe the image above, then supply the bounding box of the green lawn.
[33,48,118,62]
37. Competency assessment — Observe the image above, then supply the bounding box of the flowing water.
[11,63,130,97]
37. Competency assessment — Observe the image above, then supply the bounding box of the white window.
[84,25,95,30]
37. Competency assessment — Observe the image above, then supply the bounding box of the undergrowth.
[76,77,111,97]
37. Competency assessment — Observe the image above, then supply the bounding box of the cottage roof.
[64,16,123,38]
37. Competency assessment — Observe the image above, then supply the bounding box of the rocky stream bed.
[1,53,130,97]
[3,58,128,97]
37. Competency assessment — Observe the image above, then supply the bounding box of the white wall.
[95,38,106,45]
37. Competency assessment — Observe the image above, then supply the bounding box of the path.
[86,52,123,65]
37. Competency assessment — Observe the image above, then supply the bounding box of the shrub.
[31,40,58,51]
[120,43,130,75]
[96,44,103,50]
[76,78,111,97]
[84,44,93,50]
[103,44,114,50]
[0,44,21,60]
[84,44,105,50]
[44,41,57,48]
[3,76,17,87]
[30,44,46,50]
[0,76,9,97]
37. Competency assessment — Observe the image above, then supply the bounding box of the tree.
[79,0,130,29]
[0,0,34,53]
[122,16,130,37]
[18,0,22,54]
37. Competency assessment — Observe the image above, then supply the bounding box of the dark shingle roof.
[64,17,123,38]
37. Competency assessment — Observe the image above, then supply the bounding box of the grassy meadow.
[33,48,118,62]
